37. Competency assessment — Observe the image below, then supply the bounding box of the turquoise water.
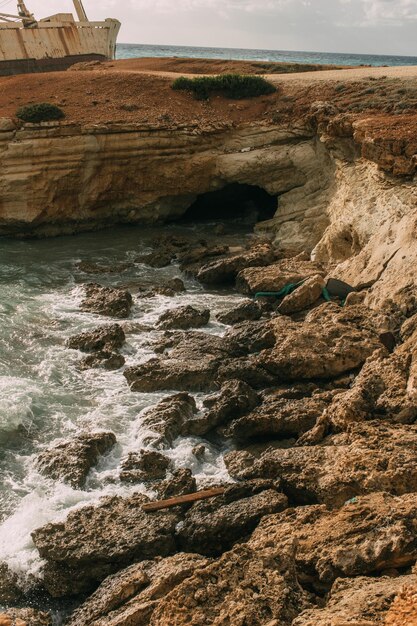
[117,43,417,68]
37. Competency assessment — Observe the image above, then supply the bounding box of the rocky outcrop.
[80,284,133,319]
[0,609,51,625]
[216,300,262,325]
[67,324,126,370]
[156,306,210,330]
[196,243,277,285]
[36,432,116,489]
[119,450,173,484]
[139,393,198,447]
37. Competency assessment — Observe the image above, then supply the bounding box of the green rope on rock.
[254,280,305,300]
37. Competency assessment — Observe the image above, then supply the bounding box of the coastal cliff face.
[0,111,415,309]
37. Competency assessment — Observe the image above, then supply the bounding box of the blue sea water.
[117,43,417,68]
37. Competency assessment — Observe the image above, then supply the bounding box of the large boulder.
[36,432,116,489]
[155,468,197,500]
[226,423,417,507]
[236,256,323,295]
[66,554,210,626]
[119,450,173,484]
[140,393,198,447]
[67,324,125,352]
[156,306,210,330]
[81,283,133,319]
[294,574,417,626]
[278,274,326,315]
[216,300,262,325]
[31,494,181,597]
[195,243,277,285]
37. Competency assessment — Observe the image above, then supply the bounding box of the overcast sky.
[18,0,417,56]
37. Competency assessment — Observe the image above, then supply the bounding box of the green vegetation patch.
[172,74,277,100]
[16,103,65,123]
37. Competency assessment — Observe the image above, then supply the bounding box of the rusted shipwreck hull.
[0,2,120,75]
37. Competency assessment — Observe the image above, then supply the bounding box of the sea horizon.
[116,42,417,67]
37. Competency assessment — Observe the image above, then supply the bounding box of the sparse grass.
[16,102,65,123]
[172,74,277,100]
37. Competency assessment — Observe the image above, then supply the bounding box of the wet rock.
[192,444,206,460]
[80,351,125,371]
[81,283,133,319]
[140,393,198,447]
[156,305,210,330]
[183,379,260,437]
[216,300,262,325]
[76,261,134,275]
[156,469,197,499]
[0,609,51,626]
[31,493,182,597]
[226,422,417,507]
[125,332,236,393]
[196,243,276,285]
[224,389,330,441]
[119,450,173,483]
[236,256,323,295]
[66,553,209,626]
[150,538,310,626]
[138,250,174,268]
[224,319,276,354]
[257,303,383,381]
[67,324,125,353]
[177,487,288,556]
[278,274,326,314]
[178,243,229,274]
[293,574,416,626]
[36,432,117,489]
[153,278,186,297]
[0,563,22,604]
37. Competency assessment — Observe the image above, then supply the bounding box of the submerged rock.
[119,450,173,483]
[80,351,125,371]
[76,261,134,275]
[31,493,181,597]
[156,305,210,330]
[36,432,116,489]
[81,283,133,319]
[67,553,209,626]
[216,299,262,325]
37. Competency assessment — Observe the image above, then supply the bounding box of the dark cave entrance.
[182,183,278,223]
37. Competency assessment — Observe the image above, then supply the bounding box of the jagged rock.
[216,300,262,325]
[278,274,326,314]
[224,319,276,354]
[76,261,134,275]
[257,303,383,381]
[36,432,116,489]
[31,493,181,597]
[156,305,210,330]
[67,324,125,352]
[150,538,310,626]
[81,283,133,319]
[66,554,210,626]
[155,469,197,499]
[224,389,332,441]
[177,486,288,556]
[153,278,186,296]
[293,574,416,625]
[236,256,323,295]
[125,332,238,393]
[192,444,206,460]
[178,243,229,274]
[0,609,51,626]
[80,351,125,370]
[119,450,173,483]
[183,379,260,436]
[138,250,175,268]
[385,583,417,626]
[196,243,276,285]
[226,423,417,507]
[0,563,22,604]
[140,393,198,447]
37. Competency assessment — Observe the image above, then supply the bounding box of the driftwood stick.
[142,487,226,512]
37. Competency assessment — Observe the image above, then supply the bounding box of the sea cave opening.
[181,183,278,223]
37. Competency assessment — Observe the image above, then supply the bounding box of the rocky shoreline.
[1,229,417,625]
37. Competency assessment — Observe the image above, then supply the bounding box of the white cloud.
[362,0,417,22]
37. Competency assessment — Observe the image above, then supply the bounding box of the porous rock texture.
[81,283,133,319]
[0,609,51,626]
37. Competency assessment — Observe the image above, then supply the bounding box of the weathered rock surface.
[385,583,417,626]
[278,274,326,314]
[216,300,262,325]
[196,243,277,285]
[81,284,133,319]
[155,468,197,499]
[67,324,125,353]
[119,450,173,484]
[66,554,210,626]
[156,305,210,330]
[226,423,417,506]
[36,432,116,489]
[31,493,181,597]
[236,256,323,295]
[80,350,126,370]
[183,379,260,436]
[0,609,51,626]
[140,393,198,447]
[0,563,22,604]
[293,575,416,626]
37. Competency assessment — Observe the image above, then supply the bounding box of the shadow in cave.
[181,183,278,224]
